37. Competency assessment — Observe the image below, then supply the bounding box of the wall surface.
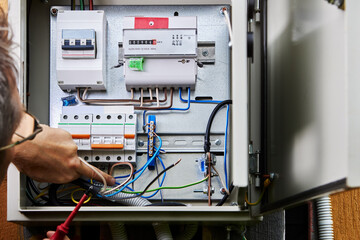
[331,190,360,239]
[0,177,23,240]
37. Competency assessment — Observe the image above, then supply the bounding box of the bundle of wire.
[104,135,163,198]
[112,149,166,199]
[27,88,232,205]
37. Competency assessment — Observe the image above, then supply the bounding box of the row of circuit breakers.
[56,10,198,162]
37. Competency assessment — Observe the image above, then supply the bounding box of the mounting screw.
[220,187,227,195]
[138,140,144,147]
[213,156,217,165]
[215,139,221,146]
[203,186,215,195]
[220,6,228,15]
[202,50,209,57]
[129,115,133,119]
[50,7,58,16]
[128,156,133,161]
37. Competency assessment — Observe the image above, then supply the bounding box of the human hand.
[43,231,70,240]
[12,124,115,185]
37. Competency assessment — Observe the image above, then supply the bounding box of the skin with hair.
[0,8,22,182]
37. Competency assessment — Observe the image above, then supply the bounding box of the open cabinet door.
[260,0,360,212]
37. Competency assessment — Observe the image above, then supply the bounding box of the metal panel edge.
[260,178,346,214]
[231,0,248,187]
[47,0,231,5]
[8,0,26,104]
[7,0,28,222]
[346,0,360,187]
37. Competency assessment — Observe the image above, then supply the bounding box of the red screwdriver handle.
[50,193,89,240]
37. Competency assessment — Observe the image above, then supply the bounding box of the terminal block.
[147,115,156,170]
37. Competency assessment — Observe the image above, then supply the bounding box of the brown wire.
[103,162,134,195]
[134,88,174,110]
[109,162,134,176]
[77,88,168,104]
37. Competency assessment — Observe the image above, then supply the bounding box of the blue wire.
[125,186,134,191]
[105,136,162,197]
[114,164,145,179]
[114,156,166,199]
[142,110,147,129]
[179,88,222,104]
[224,105,230,189]
[141,156,166,199]
[156,156,165,202]
[142,88,191,127]
[143,88,223,127]
[163,88,191,111]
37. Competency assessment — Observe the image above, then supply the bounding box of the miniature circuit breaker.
[56,10,107,91]
[58,113,137,163]
[122,16,198,90]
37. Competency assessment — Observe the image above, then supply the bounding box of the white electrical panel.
[122,17,198,90]
[56,10,107,91]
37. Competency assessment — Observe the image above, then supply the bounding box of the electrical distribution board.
[12,3,247,220]
[50,7,229,203]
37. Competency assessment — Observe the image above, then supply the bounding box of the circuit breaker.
[58,111,137,163]
[56,10,107,91]
[122,16,198,90]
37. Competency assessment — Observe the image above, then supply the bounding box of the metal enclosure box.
[7,0,251,223]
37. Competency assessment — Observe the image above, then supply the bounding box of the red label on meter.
[134,17,169,29]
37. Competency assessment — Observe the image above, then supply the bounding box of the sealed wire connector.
[61,95,78,106]
[128,57,144,71]
[198,155,206,173]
